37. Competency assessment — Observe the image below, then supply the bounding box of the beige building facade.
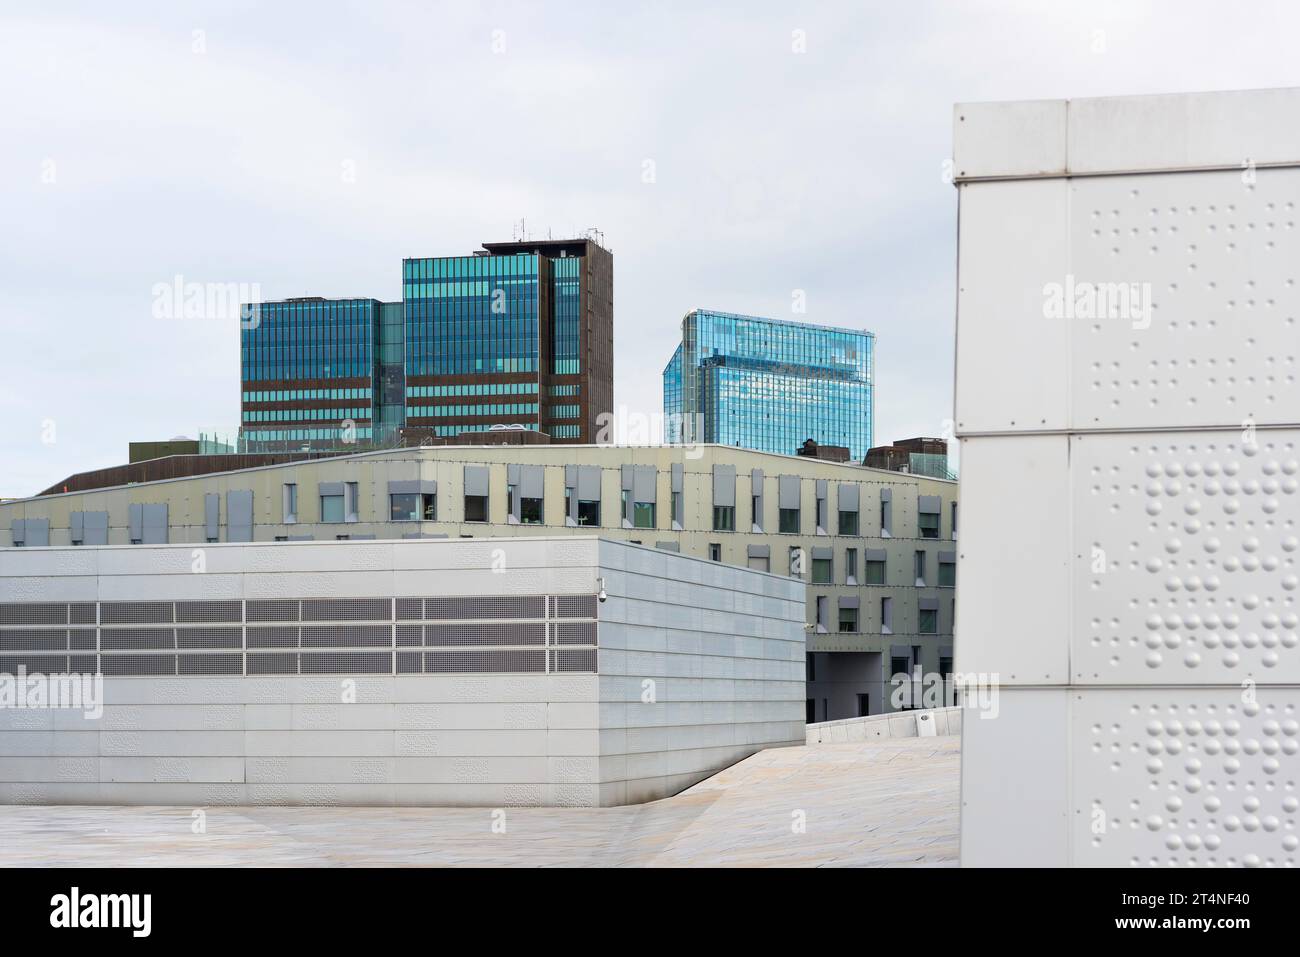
[0,444,957,718]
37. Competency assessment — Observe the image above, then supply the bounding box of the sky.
[2,0,1299,497]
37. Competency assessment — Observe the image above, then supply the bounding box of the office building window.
[578,498,600,526]
[920,607,939,634]
[465,493,489,523]
[838,509,859,535]
[838,604,859,633]
[919,511,940,539]
[865,558,886,585]
[812,556,833,584]
[283,483,298,524]
[713,505,735,531]
[951,502,958,540]
[789,546,803,578]
[914,550,926,586]
[391,492,436,522]
[844,548,858,584]
[881,596,893,634]
[779,507,800,534]
[751,494,762,532]
[321,493,345,523]
[939,560,956,588]
[709,543,722,562]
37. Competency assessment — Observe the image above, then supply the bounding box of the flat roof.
[3,443,954,506]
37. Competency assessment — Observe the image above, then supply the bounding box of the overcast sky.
[2,0,1298,496]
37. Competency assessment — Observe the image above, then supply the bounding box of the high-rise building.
[662,310,874,459]
[239,237,612,450]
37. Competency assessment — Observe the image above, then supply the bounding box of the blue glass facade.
[240,238,612,450]
[402,254,543,377]
[663,310,874,459]
[240,298,381,448]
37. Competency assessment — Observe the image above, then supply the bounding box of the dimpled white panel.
[1070,169,1300,432]
[955,88,1300,867]
[1072,689,1300,867]
[1071,430,1300,685]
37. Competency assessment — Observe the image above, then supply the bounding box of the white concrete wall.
[595,540,806,804]
[954,88,1300,867]
[0,537,805,807]
[806,706,961,744]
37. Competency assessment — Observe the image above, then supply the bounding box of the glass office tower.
[402,252,545,437]
[240,298,382,449]
[239,237,612,451]
[662,310,874,460]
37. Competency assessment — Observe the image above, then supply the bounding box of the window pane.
[390,493,419,521]
[321,495,344,523]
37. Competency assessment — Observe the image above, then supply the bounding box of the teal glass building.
[240,237,612,451]
[662,310,874,460]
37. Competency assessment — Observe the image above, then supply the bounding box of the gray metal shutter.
[712,464,736,507]
[838,483,860,512]
[128,504,143,542]
[142,504,168,544]
[464,466,490,496]
[227,490,254,542]
[388,479,437,495]
[204,493,220,540]
[778,474,800,509]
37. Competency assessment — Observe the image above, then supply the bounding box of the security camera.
[597,577,607,603]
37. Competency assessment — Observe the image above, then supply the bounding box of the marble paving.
[0,736,960,867]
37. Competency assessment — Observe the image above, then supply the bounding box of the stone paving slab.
[0,736,959,867]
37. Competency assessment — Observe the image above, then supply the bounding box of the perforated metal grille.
[178,653,243,675]
[552,648,597,672]
[300,624,392,648]
[0,593,599,675]
[246,599,299,622]
[68,603,96,625]
[247,653,298,675]
[177,627,243,649]
[553,595,598,619]
[395,598,423,620]
[0,630,67,651]
[424,596,546,620]
[0,654,69,674]
[101,629,175,650]
[301,598,391,622]
[423,650,546,673]
[553,622,597,646]
[176,600,242,623]
[300,652,392,674]
[247,626,298,648]
[100,601,173,624]
[425,622,546,647]
[0,604,67,625]
[100,654,176,676]
[69,655,97,673]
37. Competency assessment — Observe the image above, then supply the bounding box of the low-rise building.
[0,443,957,718]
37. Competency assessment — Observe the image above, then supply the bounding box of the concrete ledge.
[805,706,962,744]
